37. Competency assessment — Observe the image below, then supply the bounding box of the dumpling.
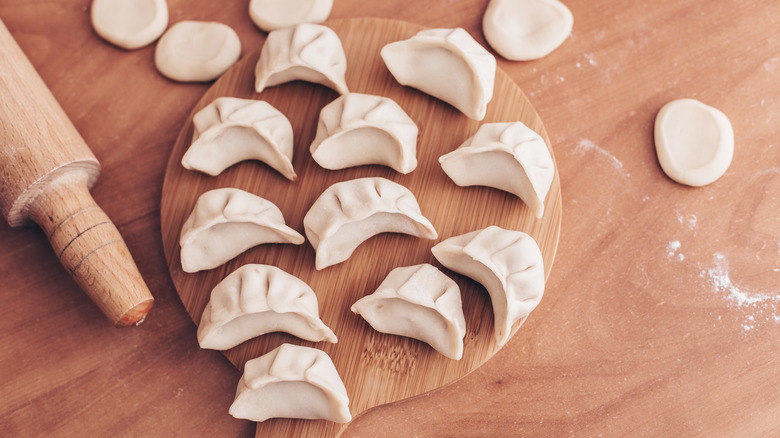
[310,93,418,174]
[381,28,496,121]
[254,23,349,95]
[181,97,296,180]
[197,264,337,350]
[249,0,333,32]
[229,343,351,423]
[303,177,437,270]
[431,226,544,347]
[179,188,304,273]
[351,264,466,360]
[438,122,554,219]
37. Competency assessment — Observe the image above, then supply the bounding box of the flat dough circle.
[249,0,333,32]
[483,0,573,61]
[155,21,242,82]
[91,0,168,50]
[654,98,734,187]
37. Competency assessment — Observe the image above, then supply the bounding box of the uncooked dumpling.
[181,97,296,180]
[351,264,466,360]
[155,21,241,82]
[381,28,495,120]
[249,0,333,32]
[179,188,304,273]
[255,23,349,94]
[483,0,573,61]
[439,122,554,218]
[303,177,438,270]
[654,98,734,187]
[310,93,418,174]
[431,226,545,346]
[230,343,351,423]
[91,0,168,50]
[197,264,336,350]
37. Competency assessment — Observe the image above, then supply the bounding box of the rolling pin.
[0,19,153,327]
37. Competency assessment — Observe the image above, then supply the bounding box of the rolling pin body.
[0,19,153,326]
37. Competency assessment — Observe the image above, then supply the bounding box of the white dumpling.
[303,177,437,270]
[431,226,545,347]
[439,122,554,219]
[310,93,418,174]
[483,0,573,61]
[230,343,351,423]
[179,188,304,273]
[197,264,336,350]
[249,0,333,32]
[381,28,496,121]
[351,264,466,360]
[181,97,296,180]
[254,23,349,95]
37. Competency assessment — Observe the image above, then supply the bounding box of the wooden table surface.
[1,0,777,437]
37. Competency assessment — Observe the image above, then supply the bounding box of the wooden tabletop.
[1,0,777,437]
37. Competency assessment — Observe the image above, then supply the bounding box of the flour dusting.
[667,241,684,261]
[700,253,780,331]
[665,212,778,332]
[675,211,698,231]
[574,139,629,176]
[764,57,779,72]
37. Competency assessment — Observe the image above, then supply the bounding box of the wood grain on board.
[1,1,778,437]
[160,18,561,437]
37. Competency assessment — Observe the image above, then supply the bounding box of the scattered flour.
[675,211,698,231]
[702,254,778,306]
[574,139,630,177]
[665,212,778,332]
[699,253,780,331]
[764,57,779,72]
[667,241,684,261]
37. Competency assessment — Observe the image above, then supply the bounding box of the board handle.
[27,170,154,327]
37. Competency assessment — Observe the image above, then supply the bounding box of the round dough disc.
[483,0,573,61]
[654,98,734,187]
[91,0,169,50]
[249,0,333,32]
[155,21,242,82]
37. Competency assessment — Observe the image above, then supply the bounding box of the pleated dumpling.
[197,264,336,350]
[181,97,296,180]
[303,177,437,270]
[230,343,351,423]
[254,23,349,94]
[381,28,496,121]
[351,264,466,360]
[439,122,554,219]
[179,188,304,273]
[310,93,418,174]
[431,226,545,347]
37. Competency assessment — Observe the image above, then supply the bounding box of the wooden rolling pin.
[0,19,153,327]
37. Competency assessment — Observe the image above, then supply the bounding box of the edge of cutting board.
[160,17,561,438]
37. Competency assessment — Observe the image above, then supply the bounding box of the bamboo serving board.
[160,17,561,438]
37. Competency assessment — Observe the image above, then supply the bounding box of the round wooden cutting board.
[161,17,561,438]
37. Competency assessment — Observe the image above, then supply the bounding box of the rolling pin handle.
[27,170,154,327]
